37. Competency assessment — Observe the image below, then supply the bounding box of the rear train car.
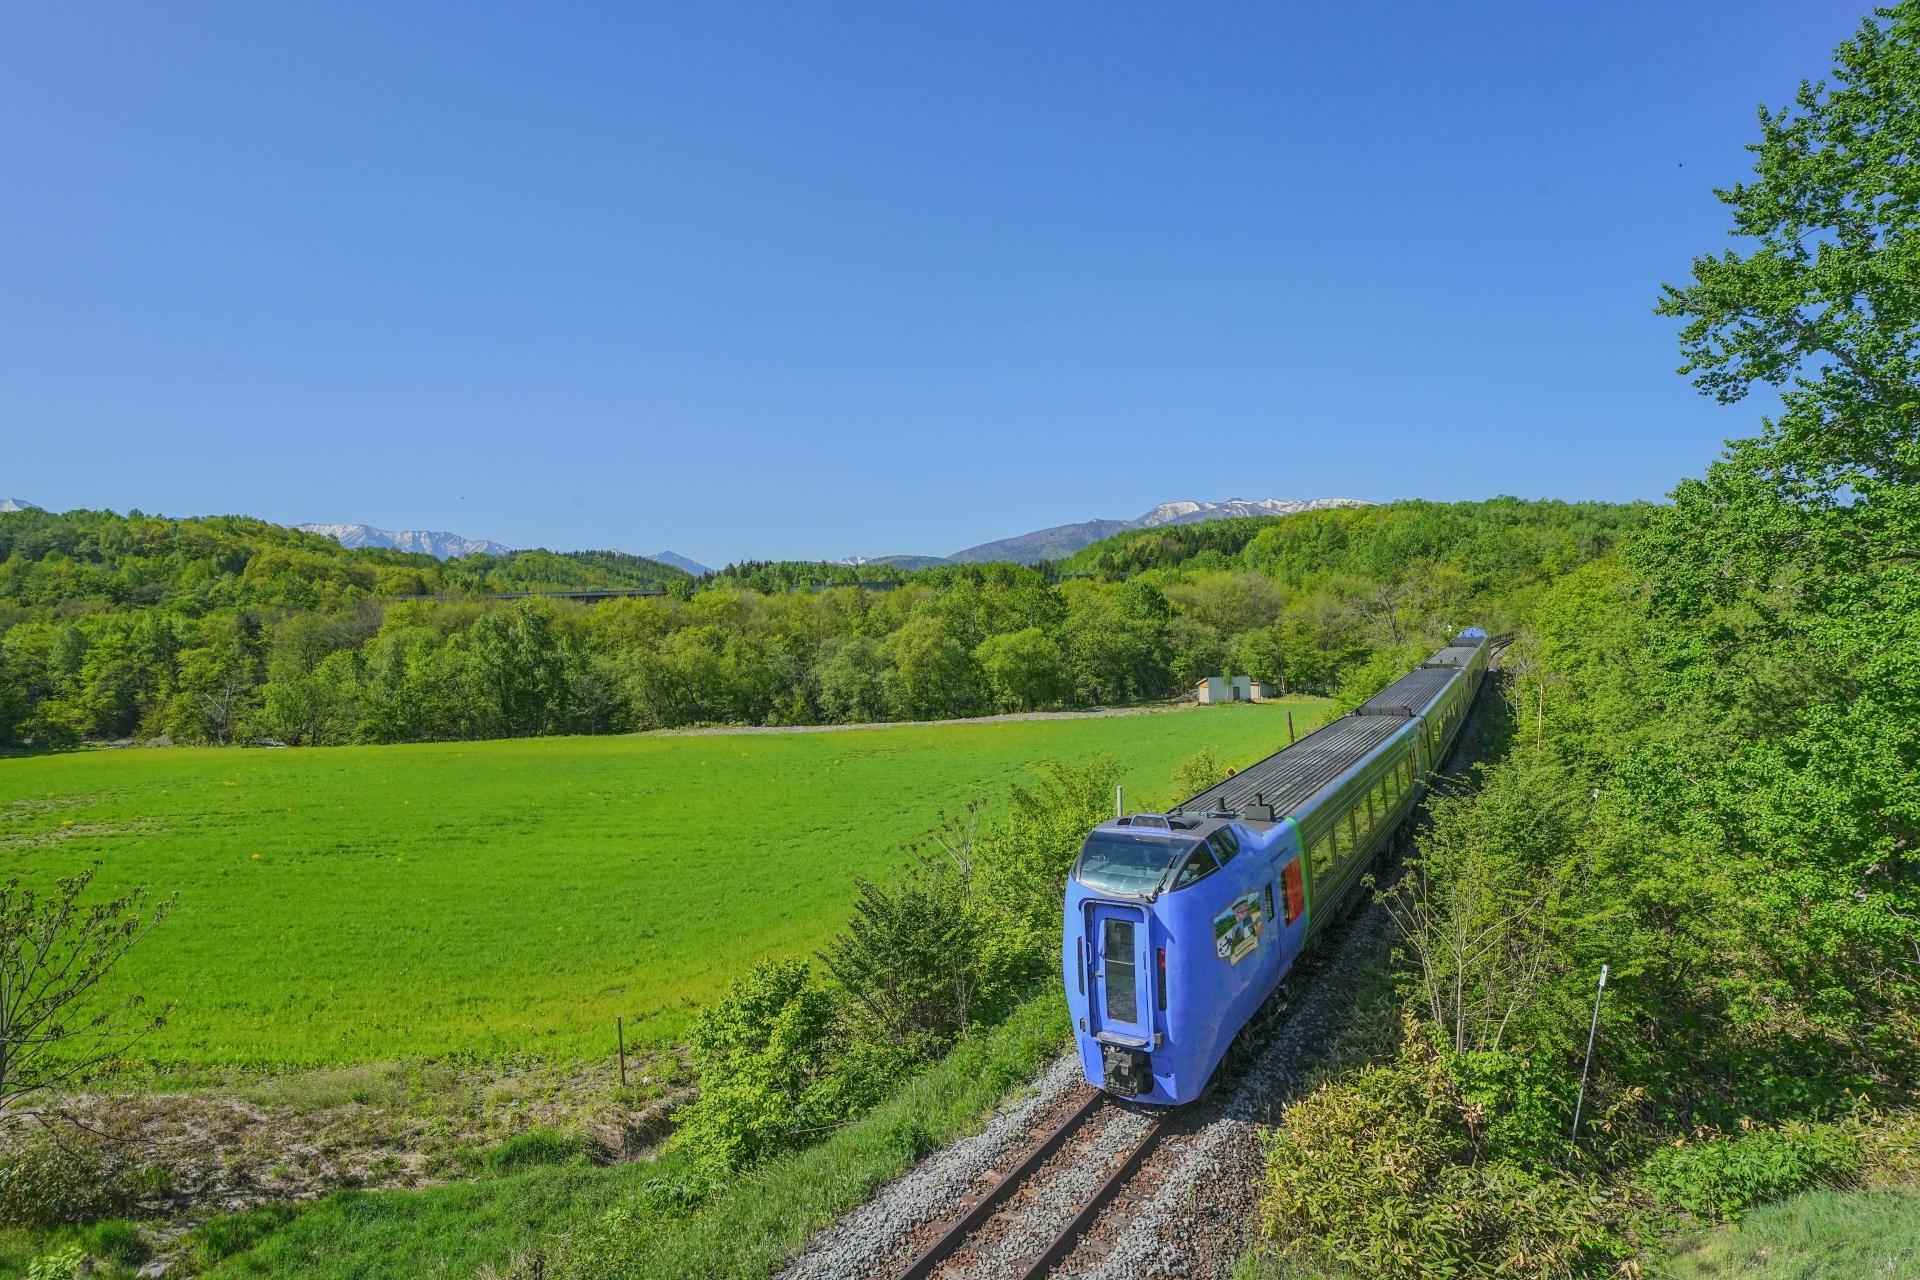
[1061,629,1489,1104]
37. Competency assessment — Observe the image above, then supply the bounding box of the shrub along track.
[778,655,1507,1280]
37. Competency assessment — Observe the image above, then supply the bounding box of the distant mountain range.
[944,497,1370,565]
[8,497,1366,573]
[294,523,515,559]
[293,522,713,575]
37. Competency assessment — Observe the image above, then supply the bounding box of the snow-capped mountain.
[0,498,40,513]
[296,523,513,559]
[1136,497,1368,528]
[947,497,1370,565]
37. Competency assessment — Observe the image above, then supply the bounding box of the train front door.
[1086,903,1150,1044]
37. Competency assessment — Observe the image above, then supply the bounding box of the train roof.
[1358,667,1458,716]
[1172,714,1406,823]
[1425,643,1481,668]
[1172,631,1486,823]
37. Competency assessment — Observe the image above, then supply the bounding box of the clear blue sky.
[0,2,1862,564]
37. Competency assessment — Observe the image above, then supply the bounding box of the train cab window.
[1207,829,1240,865]
[1076,834,1189,896]
[1172,843,1220,889]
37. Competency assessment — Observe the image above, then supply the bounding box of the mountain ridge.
[295,522,515,559]
[946,497,1369,565]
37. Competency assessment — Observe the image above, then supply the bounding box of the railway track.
[891,1090,1166,1280]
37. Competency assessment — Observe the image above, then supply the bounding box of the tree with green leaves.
[1645,1,1920,1097]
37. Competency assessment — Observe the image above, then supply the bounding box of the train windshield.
[1075,834,1191,895]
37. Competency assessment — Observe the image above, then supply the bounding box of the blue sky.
[0,2,1862,564]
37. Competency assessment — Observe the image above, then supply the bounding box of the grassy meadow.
[0,700,1325,1070]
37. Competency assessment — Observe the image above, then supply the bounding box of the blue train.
[1061,630,1489,1104]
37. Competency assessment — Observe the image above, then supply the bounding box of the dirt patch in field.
[10,1051,692,1222]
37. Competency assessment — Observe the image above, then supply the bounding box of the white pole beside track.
[1571,963,1608,1140]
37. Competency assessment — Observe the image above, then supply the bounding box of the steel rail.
[1012,1113,1167,1280]
[893,1089,1106,1280]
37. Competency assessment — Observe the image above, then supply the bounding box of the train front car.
[1062,813,1310,1105]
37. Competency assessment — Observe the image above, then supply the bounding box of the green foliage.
[1257,1017,1642,1279]
[819,829,987,1051]
[1,500,1624,747]
[1171,746,1231,799]
[1636,1125,1861,1226]
[973,757,1123,994]
[24,1244,82,1280]
[77,1219,148,1266]
[669,958,894,1174]
[0,1141,126,1230]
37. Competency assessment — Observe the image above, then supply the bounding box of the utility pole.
[1571,963,1608,1140]
[1115,786,1124,819]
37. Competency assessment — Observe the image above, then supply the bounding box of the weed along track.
[777,647,1507,1280]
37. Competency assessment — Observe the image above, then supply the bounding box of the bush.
[1636,1123,1860,1224]
[1258,1016,1640,1279]
[668,958,897,1173]
[24,1246,82,1280]
[0,1139,126,1229]
[1172,747,1230,799]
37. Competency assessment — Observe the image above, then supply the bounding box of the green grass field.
[0,701,1325,1070]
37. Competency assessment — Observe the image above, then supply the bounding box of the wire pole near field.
[1571,964,1608,1139]
[617,1016,628,1088]
[1116,786,1124,818]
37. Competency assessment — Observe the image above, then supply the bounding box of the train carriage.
[1062,629,1489,1104]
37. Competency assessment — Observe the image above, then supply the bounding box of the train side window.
[1311,831,1335,879]
[1373,779,1389,817]
[1384,769,1399,806]
[1172,843,1219,889]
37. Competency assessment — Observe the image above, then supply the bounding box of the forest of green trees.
[0,499,1644,749]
